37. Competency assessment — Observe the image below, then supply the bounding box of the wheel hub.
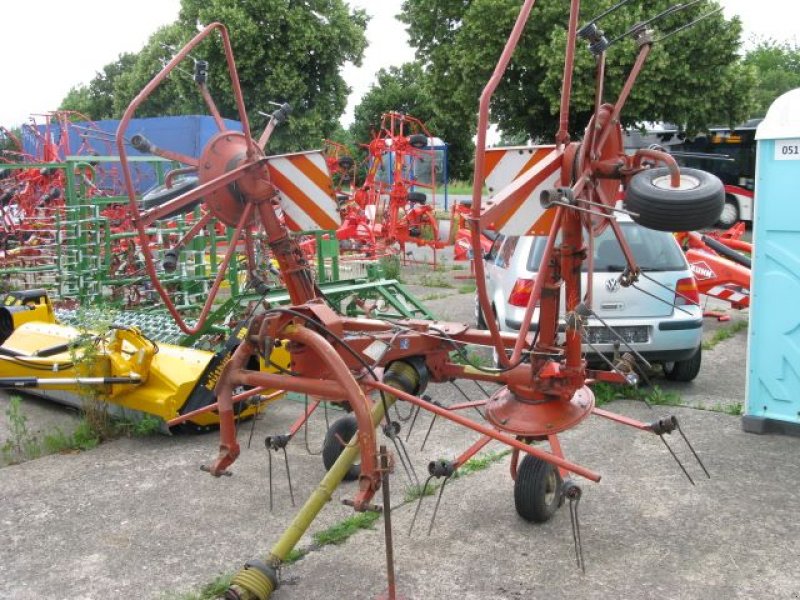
[198,131,270,227]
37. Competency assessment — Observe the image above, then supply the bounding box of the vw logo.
[605,277,620,293]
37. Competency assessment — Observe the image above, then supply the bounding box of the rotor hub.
[198,131,270,227]
[484,385,594,437]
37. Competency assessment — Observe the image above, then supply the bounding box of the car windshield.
[526,222,687,273]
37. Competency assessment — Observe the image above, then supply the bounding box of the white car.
[477,215,704,381]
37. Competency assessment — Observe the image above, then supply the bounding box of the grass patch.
[379,255,402,282]
[590,382,682,407]
[702,320,748,351]
[418,273,454,289]
[312,511,381,546]
[162,572,234,600]
[449,349,491,368]
[284,548,307,565]
[420,292,452,302]
[458,283,477,294]
[1,395,163,465]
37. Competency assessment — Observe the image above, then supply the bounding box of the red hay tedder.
[115,1,727,597]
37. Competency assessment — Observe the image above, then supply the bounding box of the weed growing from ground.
[703,320,748,351]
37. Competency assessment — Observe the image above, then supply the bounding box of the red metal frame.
[117,6,697,517]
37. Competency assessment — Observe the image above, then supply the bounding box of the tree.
[400,0,753,150]
[61,53,138,120]
[60,0,368,153]
[743,39,800,117]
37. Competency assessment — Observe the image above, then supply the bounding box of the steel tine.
[392,434,420,488]
[267,447,274,511]
[282,447,296,506]
[408,475,435,536]
[420,414,437,452]
[676,421,711,478]
[405,405,422,442]
[247,404,259,449]
[659,434,695,485]
[427,475,451,536]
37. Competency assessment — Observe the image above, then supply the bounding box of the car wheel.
[514,454,563,523]
[663,346,702,382]
[321,415,360,481]
[475,295,487,329]
[624,167,724,232]
[716,196,740,228]
[409,134,428,149]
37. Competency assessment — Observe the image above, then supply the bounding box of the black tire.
[716,196,740,228]
[142,176,201,219]
[409,134,428,149]
[625,167,724,232]
[337,156,355,171]
[322,415,360,481]
[663,346,702,382]
[514,454,563,523]
[407,191,427,204]
[475,295,487,329]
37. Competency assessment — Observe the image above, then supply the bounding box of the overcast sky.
[0,0,794,128]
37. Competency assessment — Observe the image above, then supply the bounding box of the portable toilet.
[742,88,800,436]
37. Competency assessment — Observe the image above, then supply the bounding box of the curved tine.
[408,474,436,535]
[427,475,451,536]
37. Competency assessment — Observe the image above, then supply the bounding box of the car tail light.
[508,278,537,307]
[674,276,699,306]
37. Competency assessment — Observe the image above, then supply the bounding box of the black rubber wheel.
[407,191,427,204]
[624,167,724,232]
[514,454,563,523]
[716,195,740,228]
[475,294,487,329]
[663,346,702,382]
[322,415,360,481]
[337,156,355,171]
[409,134,428,149]
[142,176,201,219]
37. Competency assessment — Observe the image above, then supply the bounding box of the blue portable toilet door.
[744,88,800,434]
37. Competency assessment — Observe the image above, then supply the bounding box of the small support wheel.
[142,175,201,218]
[624,167,724,232]
[514,454,563,523]
[409,134,428,149]
[322,415,360,481]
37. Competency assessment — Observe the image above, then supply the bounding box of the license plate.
[584,325,649,345]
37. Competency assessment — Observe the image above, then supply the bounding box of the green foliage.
[161,572,234,600]
[590,381,682,406]
[418,273,453,288]
[379,254,402,281]
[458,282,477,294]
[743,39,800,117]
[1,397,41,463]
[283,548,307,565]
[60,53,138,119]
[60,1,368,152]
[400,0,753,145]
[702,320,748,350]
[312,511,380,546]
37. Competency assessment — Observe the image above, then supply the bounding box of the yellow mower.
[0,290,288,431]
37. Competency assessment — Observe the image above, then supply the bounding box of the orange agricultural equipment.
[115,2,726,597]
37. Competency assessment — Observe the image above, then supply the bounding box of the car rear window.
[526,222,687,272]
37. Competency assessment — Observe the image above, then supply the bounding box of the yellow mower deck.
[0,291,288,430]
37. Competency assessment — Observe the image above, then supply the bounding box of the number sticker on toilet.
[775,139,800,160]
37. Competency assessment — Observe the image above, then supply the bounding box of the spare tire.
[624,167,724,232]
[337,156,355,170]
[409,134,428,149]
[407,191,427,204]
[142,175,201,219]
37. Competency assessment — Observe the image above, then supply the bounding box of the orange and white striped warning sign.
[266,150,341,231]
[481,145,562,236]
